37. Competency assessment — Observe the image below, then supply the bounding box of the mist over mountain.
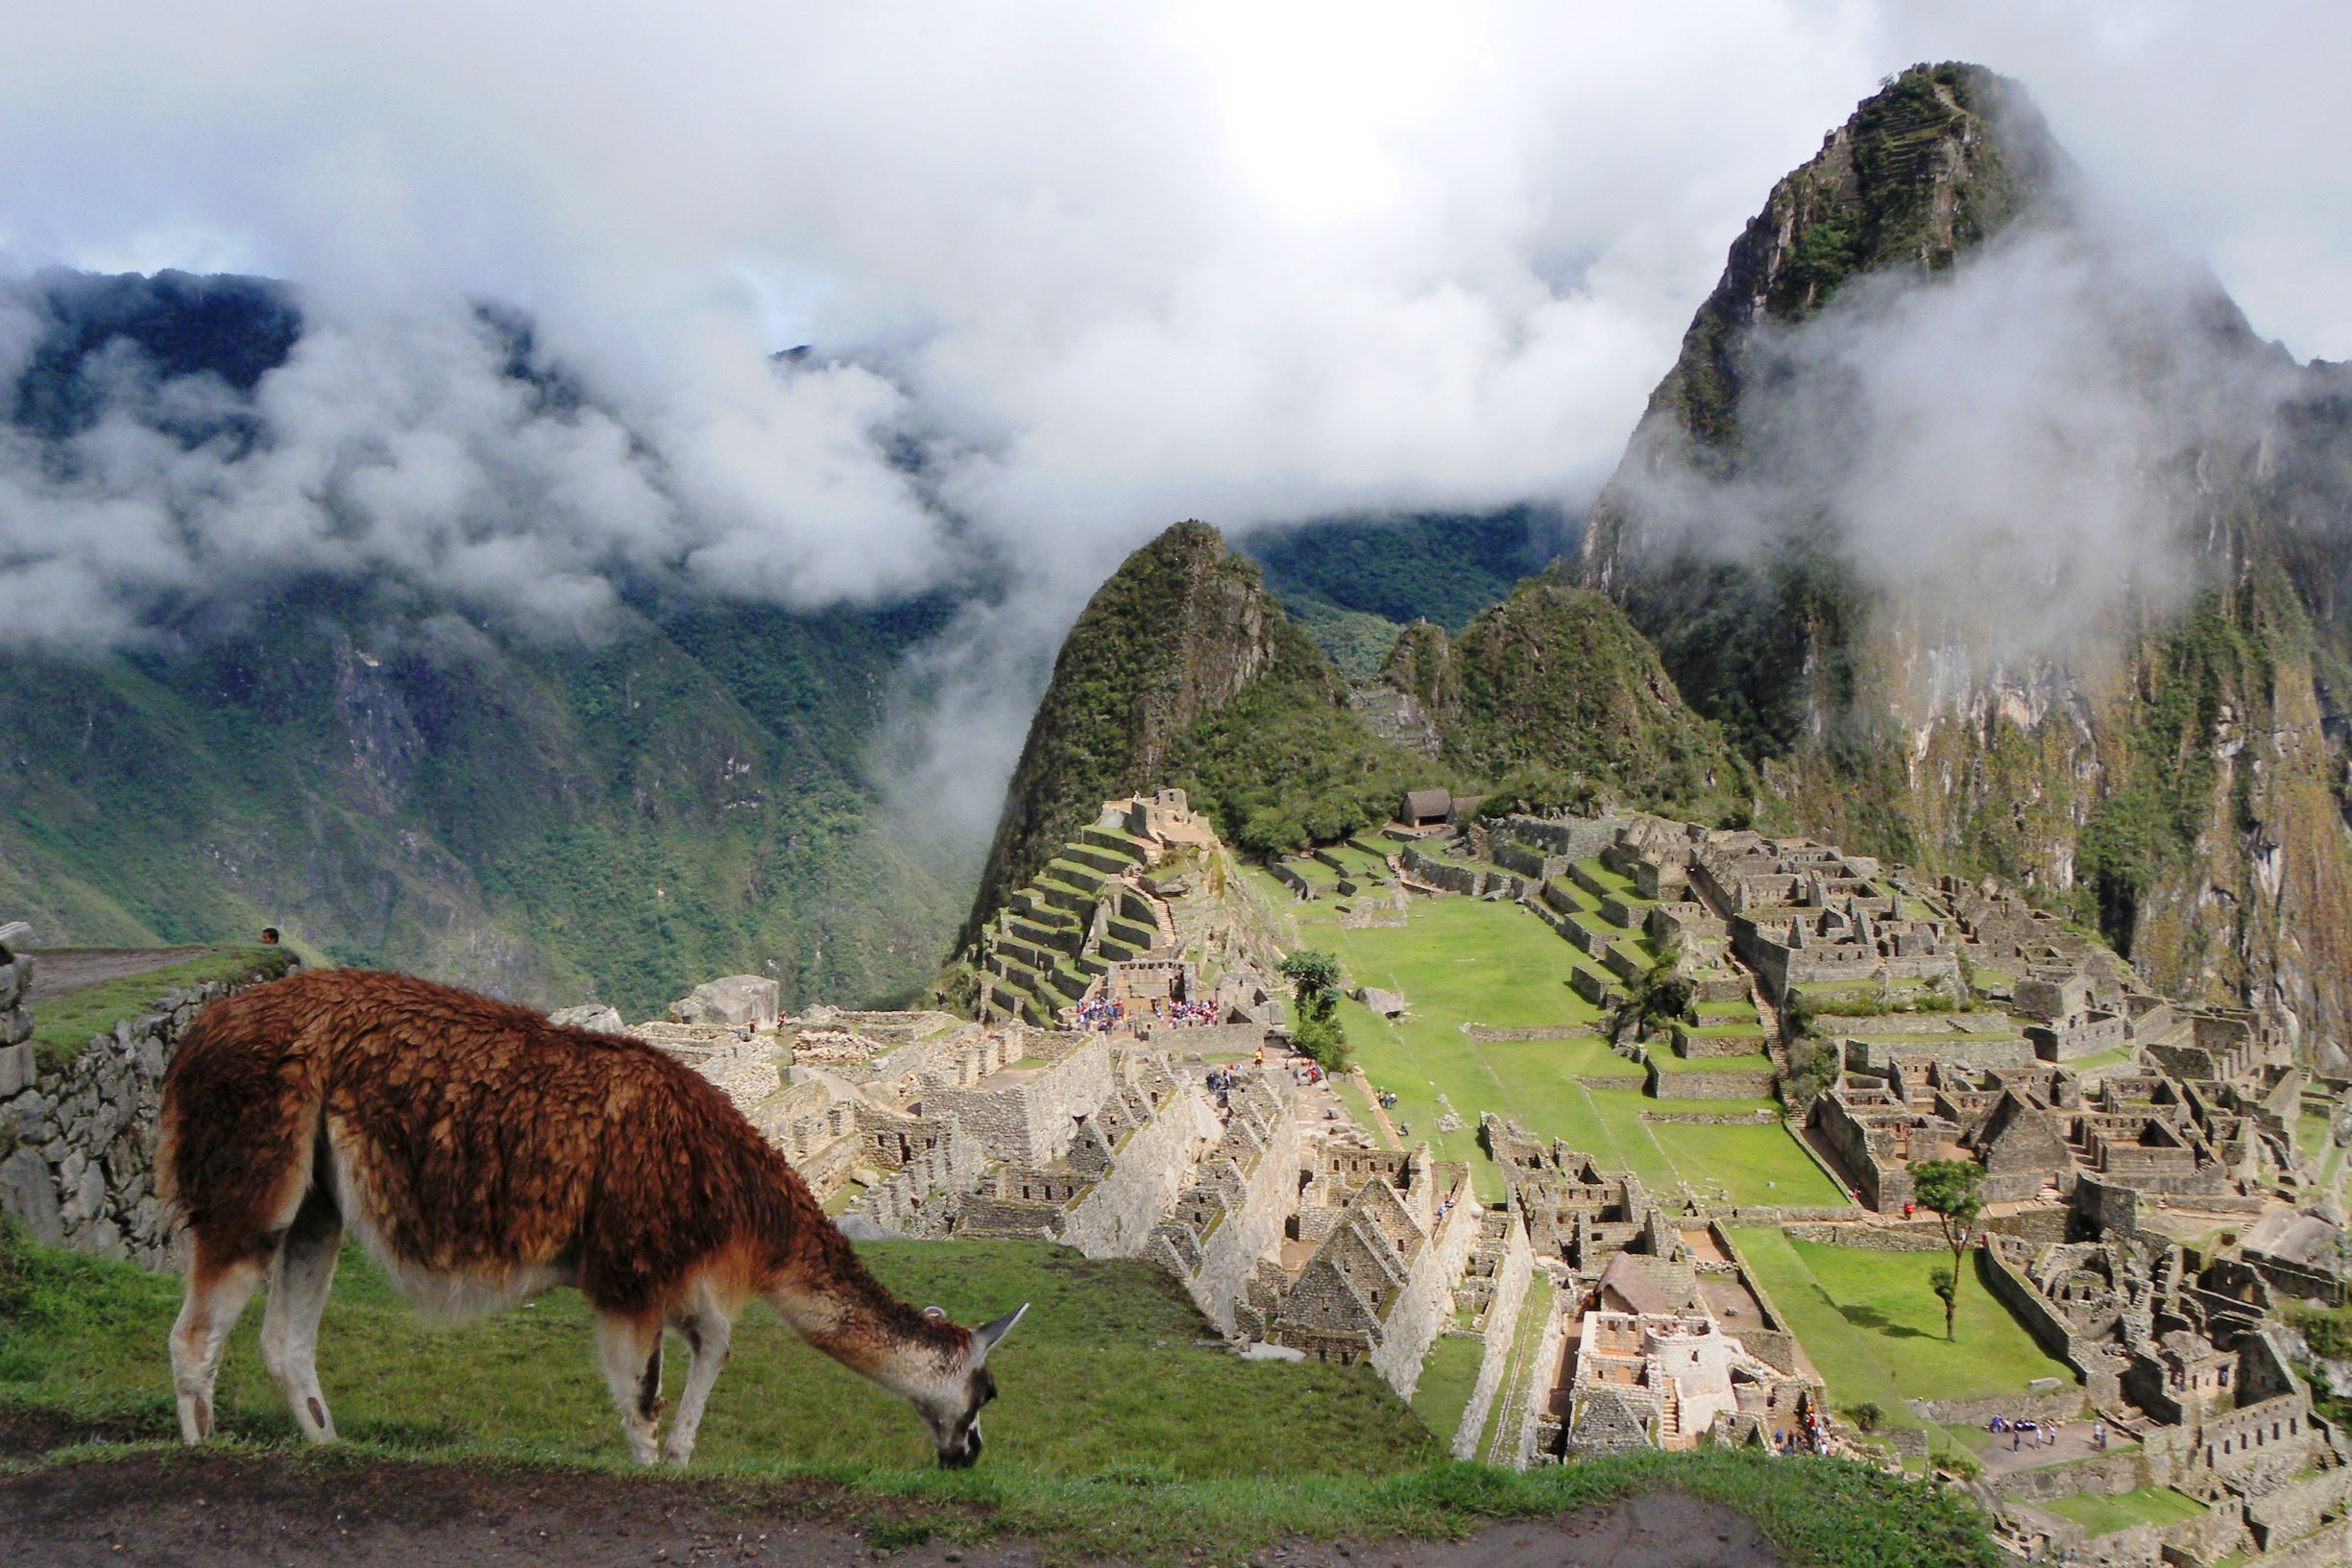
[1578,63,2352,1064]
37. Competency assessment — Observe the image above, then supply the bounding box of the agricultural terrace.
[1732,1229,2076,1460]
[1245,866,1839,1210]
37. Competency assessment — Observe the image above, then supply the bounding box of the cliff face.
[1576,62,2352,1065]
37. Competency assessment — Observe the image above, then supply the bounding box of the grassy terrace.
[1731,1231,2074,1460]
[27,945,296,1070]
[2037,1485,2206,1536]
[1245,867,1830,1207]
[1654,1123,1845,1208]
[1407,1334,1485,1443]
[2,1226,1997,1566]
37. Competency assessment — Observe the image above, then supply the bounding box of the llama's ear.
[922,1304,948,1322]
[971,1302,1029,1365]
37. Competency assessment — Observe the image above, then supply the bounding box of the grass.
[1407,1334,1485,1442]
[1475,1275,1555,1463]
[0,1232,1434,1480]
[0,1228,1998,1567]
[26,945,295,1070]
[1249,876,1641,1197]
[2038,1485,2206,1535]
[1654,1123,1848,1208]
[1331,1073,1396,1148]
[1731,1231,2074,1440]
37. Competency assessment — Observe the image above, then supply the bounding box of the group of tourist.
[1068,993,1225,1033]
[1288,1059,1325,1087]
[1773,1408,1831,1457]
[1993,1413,2065,1451]
[1203,1064,1242,1108]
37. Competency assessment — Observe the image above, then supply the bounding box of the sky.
[0,2,2346,766]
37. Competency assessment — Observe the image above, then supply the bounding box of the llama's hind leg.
[171,1242,265,1443]
[594,1312,665,1464]
[260,1185,343,1444]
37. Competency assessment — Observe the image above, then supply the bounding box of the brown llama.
[158,968,1024,1467]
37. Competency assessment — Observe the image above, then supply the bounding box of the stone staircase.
[979,824,1156,1025]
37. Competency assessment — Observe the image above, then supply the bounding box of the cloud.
[2,2,2348,817]
[1608,214,2308,698]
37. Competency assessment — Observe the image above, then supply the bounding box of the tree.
[1608,946,1692,1046]
[1911,1159,1986,1340]
[1279,950,1349,1072]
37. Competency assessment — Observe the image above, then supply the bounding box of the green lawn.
[0,1233,1435,1479]
[27,945,296,1070]
[1656,1124,1848,1208]
[1732,1231,2074,1424]
[1476,1275,1556,1463]
[1407,1333,1485,1442]
[1572,856,1637,898]
[2039,1485,2206,1535]
[1268,886,1637,1198]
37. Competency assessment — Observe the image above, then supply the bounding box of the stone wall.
[1449,1217,1534,1459]
[922,1036,1112,1165]
[1370,1194,1482,1397]
[1,954,294,1269]
[1057,1087,1221,1258]
[1643,1059,1777,1100]
[0,929,30,1091]
[1157,1076,1303,1333]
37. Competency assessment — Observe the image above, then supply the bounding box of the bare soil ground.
[1,1445,1780,1568]
[23,946,216,1002]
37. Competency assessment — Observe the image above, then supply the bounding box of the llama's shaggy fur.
[158,968,1017,1466]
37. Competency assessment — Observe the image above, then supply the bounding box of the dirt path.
[0,1451,1781,1568]
[23,946,215,1002]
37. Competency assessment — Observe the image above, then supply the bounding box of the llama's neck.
[759,1213,966,1400]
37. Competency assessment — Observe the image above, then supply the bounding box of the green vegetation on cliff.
[1240,508,1564,673]
[0,588,971,1021]
[1386,577,1750,821]
[960,523,1444,946]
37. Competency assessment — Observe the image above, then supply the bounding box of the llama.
[158,968,1024,1467]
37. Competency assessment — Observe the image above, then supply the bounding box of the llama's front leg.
[595,1313,665,1463]
[259,1188,344,1444]
[660,1313,735,1466]
[171,1247,266,1443]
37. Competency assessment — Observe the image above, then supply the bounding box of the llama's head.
[918,1303,1026,1468]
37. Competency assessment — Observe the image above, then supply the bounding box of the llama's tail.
[159,977,329,1261]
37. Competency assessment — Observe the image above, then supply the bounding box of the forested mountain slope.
[0,271,971,1018]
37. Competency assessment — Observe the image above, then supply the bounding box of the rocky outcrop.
[668,975,781,1030]
[1570,62,2352,1065]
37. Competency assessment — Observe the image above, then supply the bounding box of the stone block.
[0,1041,34,1098]
[0,1004,29,1050]
[9,1089,51,1142]
[550,1003,627,1034]
[0,1146,62,1245]
[669,976,781,1031]
[0,956,18,1010]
